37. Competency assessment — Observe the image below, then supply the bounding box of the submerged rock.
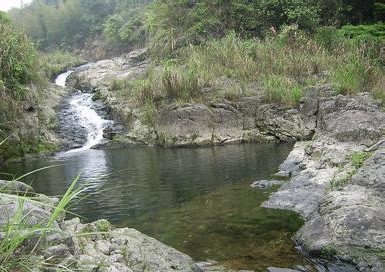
[250,179,285,189]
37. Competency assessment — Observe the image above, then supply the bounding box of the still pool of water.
[0,143,311,271]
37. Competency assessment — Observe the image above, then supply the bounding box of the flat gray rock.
[250,179,285,189]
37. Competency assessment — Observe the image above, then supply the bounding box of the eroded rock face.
[261,92,385,271]
[317,94,385,146]
[70,49,317,147]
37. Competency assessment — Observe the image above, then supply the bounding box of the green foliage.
[0,17,48,161]
[9,0,153,52]
[119,26,384,108]
[374,2,385,21]
[329,172,354,190]
[340,23,385,39]
[0,11,12,24]
[38,51,84,79]
[146,0,321,56]
[0,20,38,99]
[331,55,367,95]
[315,26,343,51]
[262,75,303,105]
[350,151,372,169]
[0,174,84,270]
[103,3,148,47]
[142,100,157,128]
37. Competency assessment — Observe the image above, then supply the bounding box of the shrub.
[315,26,342,51]
[339,23,385,39]
[0,20,38,99]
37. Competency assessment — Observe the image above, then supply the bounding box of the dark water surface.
[1,143,311,271]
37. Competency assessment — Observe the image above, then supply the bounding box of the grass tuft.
[0,172,85,271]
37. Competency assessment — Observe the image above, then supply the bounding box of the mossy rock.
[94,219,112,232]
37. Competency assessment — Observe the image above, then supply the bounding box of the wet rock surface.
[260,92,385,271]
[250,179,285,189]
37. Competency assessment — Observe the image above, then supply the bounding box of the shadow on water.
[0,143,318,271]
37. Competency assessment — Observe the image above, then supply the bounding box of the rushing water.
[55,70,73,87]
[55,71,112,152]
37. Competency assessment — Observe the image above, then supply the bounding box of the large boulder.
[62,218,201,272]
[317,94,385,146]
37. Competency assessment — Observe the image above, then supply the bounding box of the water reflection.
[0,143,310,270]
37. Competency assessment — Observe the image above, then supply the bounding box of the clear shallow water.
[0,143,311,271]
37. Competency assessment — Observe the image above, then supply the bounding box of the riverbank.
[0,179,201,271]
[68,50,385,270]
[256,94,385,270]
[0,82,68,162]
[69,49,315,147]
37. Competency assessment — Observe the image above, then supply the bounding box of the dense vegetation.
[0,11,82,160]
[0,11,40,159]
[9,0,152,54]
[113,0,385,111]
[1,0,385,159]
[10,0,385,54]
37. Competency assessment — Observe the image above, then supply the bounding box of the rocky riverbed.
[67,50,385,271]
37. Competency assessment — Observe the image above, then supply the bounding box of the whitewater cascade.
[55,70,112,152]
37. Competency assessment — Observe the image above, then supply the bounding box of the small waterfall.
[55,71,112,152]
[55,70,73,87]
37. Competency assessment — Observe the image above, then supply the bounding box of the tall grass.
[0,173,85,271]
[116,27,384,107]
[38,51,84,80]
[0,20,37,100]
[262,75,303,105]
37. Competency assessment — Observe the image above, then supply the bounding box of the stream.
[0,71,343,271]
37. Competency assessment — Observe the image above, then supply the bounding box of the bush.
[339,23,385,39]
[0,20,38,99]
[315,26,342,51]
